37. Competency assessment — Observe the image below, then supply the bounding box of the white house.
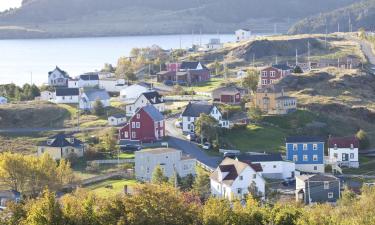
[237,154,296,180]
[120,84,152,103]
[78,73,100,88]
[135,148,196,182]
[236,70,247,79]
[328,136,359,168]
[125,91,165,117]
[0,96,8,105]
[54,88,79,104]
[37,133,84,160]
[68,79,79,88]
[206,38,223,50]
[48,66,70,87]
[108,113,127,126]
[235,29,252,42]
[181,102,229,134]
[39,91,55,102]
[210,158,266,201]
[99,78,127,93]
[79,88,110,110]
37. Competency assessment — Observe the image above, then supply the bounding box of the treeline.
[0,83,40,102]
[1,183,374,225]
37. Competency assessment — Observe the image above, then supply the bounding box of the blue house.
[286,136,325,173]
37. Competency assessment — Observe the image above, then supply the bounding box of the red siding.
[260,67,291,87]
[166,63,181,72]
[219,93,241,104]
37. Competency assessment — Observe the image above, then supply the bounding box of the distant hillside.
[0,0,356,38]
[289,0,375,34]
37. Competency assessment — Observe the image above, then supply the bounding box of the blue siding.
[286,142,324,165]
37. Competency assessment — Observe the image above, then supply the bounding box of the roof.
[181,102,215,117]
[286,136,325,143]
[276,96,296,100]
[55,88,79,96]
[328,136,359,148]
[142,91,164,104]
[297,174,339,182]
[82,89,110,101]
[141,105,164,121]
[48,66,68,77]
[271,64,292,71]
[210,158,250,186]
[212,86,241,96]
[138,148,180,155]
[38,133,83,148]
[80,73,99,81]
[256,85,283,93]
[180,61,208,70]
[109,113,126,119]
[0,190,21,198]
[237,153,283,162]
[237,28,250,32]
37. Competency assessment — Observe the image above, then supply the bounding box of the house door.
[342,153,349,161]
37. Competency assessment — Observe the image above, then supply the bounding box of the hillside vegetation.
[289,0,375,34]
[0,0,356,38]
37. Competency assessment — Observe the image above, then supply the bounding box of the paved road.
[0,126,106,133]
[165,118,221,169]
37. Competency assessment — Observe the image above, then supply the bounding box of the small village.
[0,27,375,224]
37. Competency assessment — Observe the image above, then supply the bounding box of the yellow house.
[37,133,84,160]
[253,85,297,115]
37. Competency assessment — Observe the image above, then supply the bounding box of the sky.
[0,0,22,12]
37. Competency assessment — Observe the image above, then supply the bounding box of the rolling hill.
[0,0,356,38]
[289,0,375,34]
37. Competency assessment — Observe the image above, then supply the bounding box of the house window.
[270,71,276,77]
[303,144,308,150]
[350,153,354,159]
[188,117,191,121]
[147,167,150,173]
[239,176,243,181]
[334,153,338,158]
[313,166,317,171]
[136,122,140,128]
[124,131,129,138]
[293,144,297,151]
[253,174,256,179]
[237,188,242,194]
[131,122,135,128]
[131,132,136,138]
[262,71,267,77]
[350,144,354,149]
[328,192,334,199]
[324,181,330,189]
[334,144,337,150]
[160,130,164,137]
[262,79,268,85]
[159,121,163,127]
[303,155,308,161]
[293,155,298,162]
[273,165,277,168]
[136,114,140,119]
[313,155,318,161]
[313,144,318,150]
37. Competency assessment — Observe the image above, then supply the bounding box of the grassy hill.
[289,0,375,34]
[0,0,356,38]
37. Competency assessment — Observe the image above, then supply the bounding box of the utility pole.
[325,24,328,49]
[30,72,33,85]
[274,23,277,35]
[199,28,202,47]
[349,16,352,32]
[179,35,182,49]
[275,55,278,65]
[252,54,255,67]
[338,23,340,33]
[295,48,298,65]
[307,41,311,66]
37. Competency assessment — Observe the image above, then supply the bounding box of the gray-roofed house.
[54,88,80,104]
[0,190,21,209]
[78,72,100,88]
[125,91,165,117]
[48,66,70,87]
[135,148,196,182]
[108,113,127,126]
[210,157,265,200]
[119,105,165,143]
[236,153,296,180]
[296,174,341,205]
[181,102,229,134]
[79,88,110,110]
[37,133,84,160]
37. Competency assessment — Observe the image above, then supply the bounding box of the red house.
[260,64,292,87]
[119,105,165,143]
[166,62,181,72]
[157,61,210,85]
[212,86,245,104]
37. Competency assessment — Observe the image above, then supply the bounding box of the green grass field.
[87,179,138,198]
[221,124,287,153]
[187,77,224,92]
[343,156,375,175]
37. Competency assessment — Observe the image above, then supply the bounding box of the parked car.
[177,80,187,86]
[282,177,296,187]
[223,152,237,159]
[186,133,196,141]
[163,80,174,86]
[202,142,211,150]
[120,144,142,152]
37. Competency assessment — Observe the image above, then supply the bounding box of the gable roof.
[55,88,79,96]
[80,73,99,81]
[141,105,164,121]
[286,136,325,143]
[298,174,339,182]
[212,86,241,96]
[181,102,216,117]
[109,113,126,119]
[82,89,110,101]
[210,158,250,186]
[271,64,292,71]
[180,61,208,70]
[48,66,68,77]
[141,91,164,104]
[237,153,283,163]
[38,133,83,148]
[328,136,359,148]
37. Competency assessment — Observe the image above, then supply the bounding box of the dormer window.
[350,144,354,149]
[334,144,337,150]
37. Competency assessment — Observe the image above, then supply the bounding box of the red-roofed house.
[118,105,165,143]
[328,136,359,168]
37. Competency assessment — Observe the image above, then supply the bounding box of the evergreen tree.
[92,99,105,116]
[151,165,168,184]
